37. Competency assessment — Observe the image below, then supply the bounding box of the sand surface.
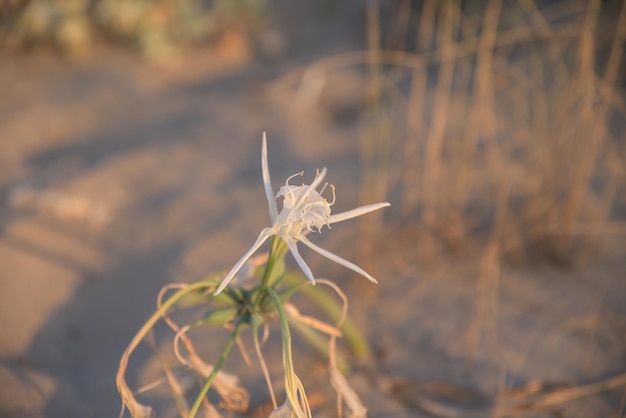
[1,4,626,417]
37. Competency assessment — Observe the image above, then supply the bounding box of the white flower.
[214,133,390,295]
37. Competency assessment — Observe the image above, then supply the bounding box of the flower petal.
[285,238,316,284]
[327,202,390,225]
[262,133,279,223]
[299,236,378,283]
[214,228,273,295]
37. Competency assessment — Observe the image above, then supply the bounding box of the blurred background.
[1,0,625,417]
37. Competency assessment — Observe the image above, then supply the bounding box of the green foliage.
[1,0,264,57]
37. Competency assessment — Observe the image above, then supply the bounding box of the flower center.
[274,171,335,236]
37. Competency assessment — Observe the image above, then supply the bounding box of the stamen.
[286,171,304,185]
[294,172,319,208]
[280,172,305,207]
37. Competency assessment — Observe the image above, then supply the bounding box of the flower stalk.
[268,288,312,418]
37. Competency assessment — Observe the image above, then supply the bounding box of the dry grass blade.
[117,282,214,418]
[402,0,435,214]
[144,332,190,417]
[252,321,278,410]
[505,372,626,411]
[391,372,626,417]
[419,1,460,258]
[465,240,501,367]
[117,353,155,418]
[284,303,343,338]
[194,360,249,413]
[329,368,367,418]
[560,0,602,253]
[171,323,250,414]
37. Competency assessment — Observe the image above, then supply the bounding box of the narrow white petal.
[285,238,316,284]
[262,133,279,223]
[327,202,390,225]
[214,228,273,295]
[299,236,378,283]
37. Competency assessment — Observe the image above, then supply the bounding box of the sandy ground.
[1,4,626,417]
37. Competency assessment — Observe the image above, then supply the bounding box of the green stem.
[268,288,311,417]
[253,237,283,308]
[259,237,278,290]
[187,322,243,418]
[267,288,292,365]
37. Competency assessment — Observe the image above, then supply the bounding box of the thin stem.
[267,288,311,417]
[267,287,292,368]
[259,237,279,291]
[253,236,285,308]
[187,322,244,418]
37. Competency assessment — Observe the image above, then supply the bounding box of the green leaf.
[192,307,239,327]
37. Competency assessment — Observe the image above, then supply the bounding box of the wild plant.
[116,133,389,418]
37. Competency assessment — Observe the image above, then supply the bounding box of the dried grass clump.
[367,0,626,265]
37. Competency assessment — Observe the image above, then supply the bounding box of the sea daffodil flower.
[214,133,390,295]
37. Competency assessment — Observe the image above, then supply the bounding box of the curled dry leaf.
[317,279,367,418]
[329,368,367,418]
[117,340,155,418]
[284,303,343,338]
[117,370,154,418]
[268,402,293,418]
